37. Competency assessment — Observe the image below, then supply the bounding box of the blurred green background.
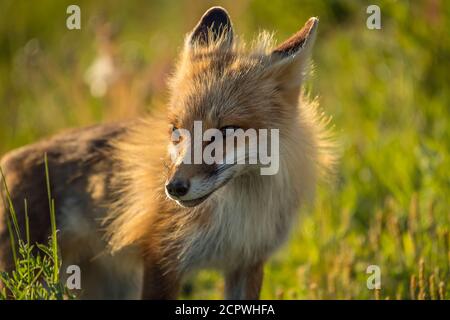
[1,0,449,299]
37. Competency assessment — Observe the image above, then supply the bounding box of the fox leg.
[224,261,264,300]
[141,255,181,299]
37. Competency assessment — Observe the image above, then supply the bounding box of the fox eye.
[170,125,181,144]
[169,125,179,135]
[220,125,241,136]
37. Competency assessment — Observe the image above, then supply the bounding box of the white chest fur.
[179,166,300,273]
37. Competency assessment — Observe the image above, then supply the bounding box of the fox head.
[164,6,319,207]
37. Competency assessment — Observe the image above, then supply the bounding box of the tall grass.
[186,192,450,300]
[0,154,70,300]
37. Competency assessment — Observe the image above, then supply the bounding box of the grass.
[186,192,450,300]
[0,155,70,300]
[0,0,449,299]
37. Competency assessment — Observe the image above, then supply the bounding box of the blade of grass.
[24,199,31,285]
[51,199,58,282]
[0,167,20,240]
[4,215,17,269]
[44,154,59,283]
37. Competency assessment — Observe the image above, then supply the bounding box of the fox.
[0,7,334,299]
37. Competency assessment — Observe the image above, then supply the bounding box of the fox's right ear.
[187,6,234,48]
[266,17,319,105]
[272,17,318,59]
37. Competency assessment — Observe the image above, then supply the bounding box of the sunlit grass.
[0,155,70,300]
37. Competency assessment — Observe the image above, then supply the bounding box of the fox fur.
[0,7,334,299]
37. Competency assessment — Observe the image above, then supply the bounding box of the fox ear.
[268,17,319,104]
[188,7,233,47]
[272,17,318,58]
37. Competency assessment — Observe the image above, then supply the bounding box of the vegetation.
[0,0,449,299]
[0,156,70,299]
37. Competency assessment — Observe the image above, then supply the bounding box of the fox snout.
[164,162,219,207]
[166,177,190,198]
[165,156,240,208]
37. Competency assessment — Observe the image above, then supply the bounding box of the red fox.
[0,7,334,299]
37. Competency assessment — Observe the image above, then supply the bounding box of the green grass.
[0,0,449,299]
[0,155,70,300]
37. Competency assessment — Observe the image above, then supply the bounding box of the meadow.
[0,0,449,299]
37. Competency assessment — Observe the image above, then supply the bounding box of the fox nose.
[166,178,190,198]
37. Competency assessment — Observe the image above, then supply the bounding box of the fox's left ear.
[268,17,319,104]
[187,7,234,48]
